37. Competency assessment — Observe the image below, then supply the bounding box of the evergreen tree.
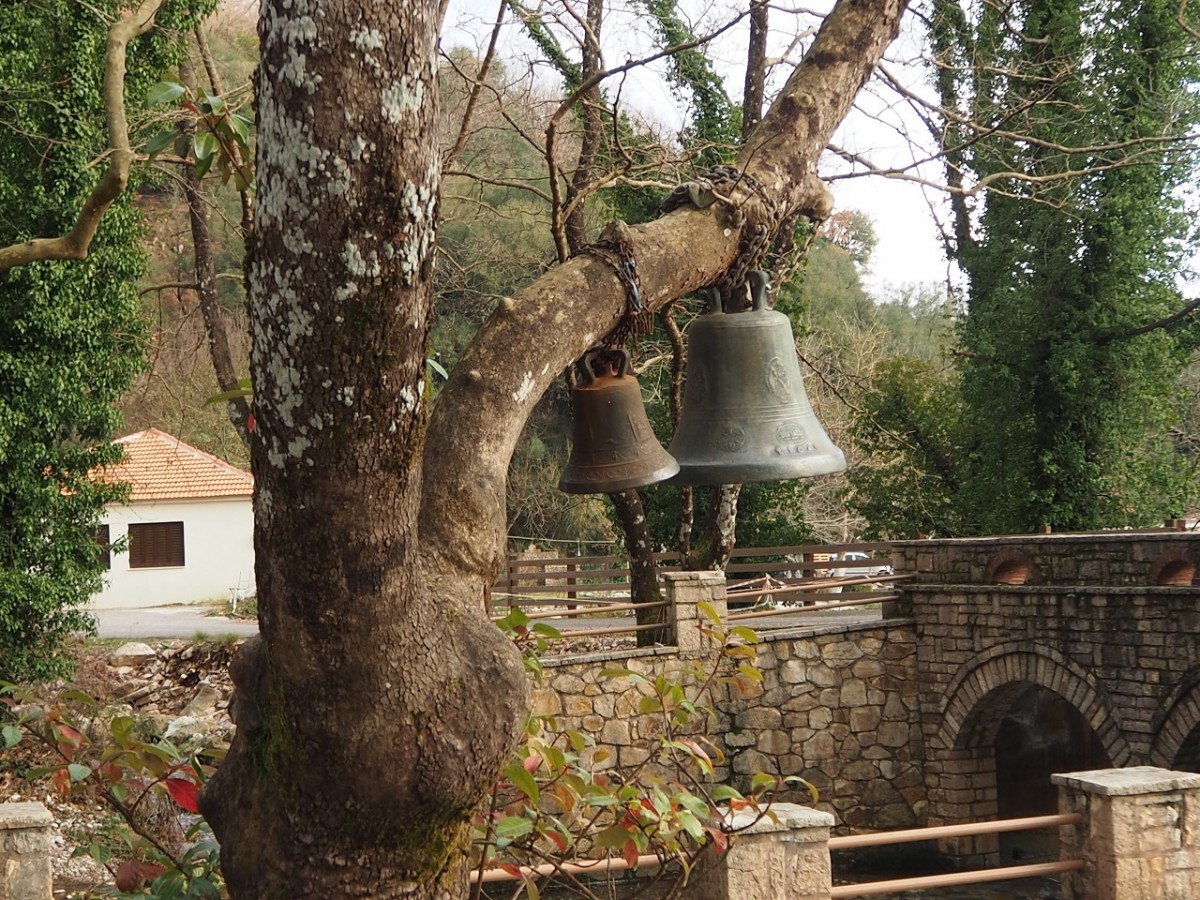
[932,0,1200,532]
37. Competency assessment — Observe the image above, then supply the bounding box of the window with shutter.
[128,522,185,568]
[94,525,111,570]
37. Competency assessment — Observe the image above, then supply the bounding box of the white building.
[92,429,254,609]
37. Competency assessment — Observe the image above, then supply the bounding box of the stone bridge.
[527,531,1200,866]
[896,531,1200,862]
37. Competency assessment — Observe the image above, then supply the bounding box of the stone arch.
[924,646,1128,866]
[1150,671,1200,769]
[984,549,1041,586]
[934,644,1131,765]
[1147,548,1197,587]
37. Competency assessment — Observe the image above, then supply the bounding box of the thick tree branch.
[0,0,163,272]
[420,0,910,586]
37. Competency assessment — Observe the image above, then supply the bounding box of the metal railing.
[828,812,1083,898]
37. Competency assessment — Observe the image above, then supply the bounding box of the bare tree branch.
[0,0,164,272]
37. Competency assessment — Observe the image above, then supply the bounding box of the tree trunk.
[684,485,742,571]
[179,60,253,445]
[202,0,910,896]
[609,488,668,645]
[742,0,769,139]
[563,0,604,253]
[199,1,527,896]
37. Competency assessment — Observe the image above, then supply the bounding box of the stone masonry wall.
[533,618,923,831]
[892,532,1200,849]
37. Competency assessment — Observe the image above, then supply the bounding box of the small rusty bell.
[559,349,679,494]
[668,273,847,485]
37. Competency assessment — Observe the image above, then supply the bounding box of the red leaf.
[548,830,568,853]
[246,412,255,433]
[52,767,71,797]
[622,837,639,870]
[138,861,168,881]
[56,723,83,759]
[707,827,729,856]
[499,863,523,879]
[115,859,143,892]
[165,776,199,812]
[523,753,543,773]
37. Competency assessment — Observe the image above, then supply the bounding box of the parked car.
[824,552,893,593]
[833,552,893,580]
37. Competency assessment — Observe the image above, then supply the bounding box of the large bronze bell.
[668,274,847,485]
[559,349,680,494]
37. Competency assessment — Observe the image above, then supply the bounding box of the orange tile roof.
[98,428,253,501]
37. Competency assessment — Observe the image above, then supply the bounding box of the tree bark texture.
[742,0,769,139]
[199,1,527,897]
[202,0,909,897]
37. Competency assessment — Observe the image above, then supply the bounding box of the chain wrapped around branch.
[573,220,652,347]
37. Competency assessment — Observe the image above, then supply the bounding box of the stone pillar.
[1053,766,1200,900]
[691,803,835,900]
[0,802,54,900]
[662,571,727,657]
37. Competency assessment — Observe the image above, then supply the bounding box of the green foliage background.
[848,0,1200,537]
[0,0,215,681]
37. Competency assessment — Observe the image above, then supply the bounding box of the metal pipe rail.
[828,812,1081,850]
[727,572,911,597]
[557,621,670,639]
[829,860,1083,897]
[490,601,668,622]
[828,813,1084,898]
[471,853,664,883]
[729,592,900,621]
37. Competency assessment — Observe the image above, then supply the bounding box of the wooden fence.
[493,542,898,609]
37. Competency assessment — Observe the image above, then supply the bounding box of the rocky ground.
[2,638,239,895]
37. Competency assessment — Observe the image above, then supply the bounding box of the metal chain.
[574,225,651,347]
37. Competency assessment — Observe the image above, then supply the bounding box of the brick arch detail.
[984,549,1040,585]
[1147,549,1198,587]
[933,645,1132,766]
[1150,671,1200,767]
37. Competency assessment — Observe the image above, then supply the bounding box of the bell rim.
[668,453,847,486]
[558,457,680,495]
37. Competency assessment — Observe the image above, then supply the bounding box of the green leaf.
[494,816,533,840]
[594,823,632,848]
[202,93,225,115]
[710,784,744,802]
[425,357,448,380]
[146,81,186,107]
[1,725,20,748]
[228,111,252,145]
[749,772,778,793]
[67,763,90,783]
[144,129,178,157]
[729,625,759,644]
[110,715,134,745]
[677,809,705,840]
[185,875,222,899]
[505,763,539,805]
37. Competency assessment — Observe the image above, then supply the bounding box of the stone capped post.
[1053,766,1200,900]
[0,802,53,900]
[662,570,727,657]
[690,802,835,900]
